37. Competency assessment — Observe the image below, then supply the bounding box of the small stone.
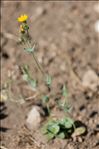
[82,70,99,91]
[78,136,83,143]
[67,144,74,149]
[94,3,99,13]
[26,106,41,130]
[97,132,99,138]
[95,20,99,33]
[89,119,95,128]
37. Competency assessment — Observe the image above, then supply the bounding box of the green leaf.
[42,121,58,140]
[59,117,74,129]
[48,123,60,135]
[57,132,65,139]
[72,127,86,137]
[24,48,34,53]
[22,65,29,74]
[42,95,49,104]
[21,65,37,89]
[46,132,55,140]
[41,125,48,134]
[45,75,52,86]
[22,74,29,81]
[67,129,73,133]
[58,101,72,113]
[29,79,37,89]
[62,85,67,97]
[62,104,72,113]
[23,24,29,30]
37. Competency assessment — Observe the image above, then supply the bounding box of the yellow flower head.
[17,14,28,22]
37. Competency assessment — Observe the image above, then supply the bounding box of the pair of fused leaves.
[58,100,72,113]
[58,85,72,113]
[24,44,36,53]
[42,117,74,140]
[62,85,68,97]
[42,75,52,115]
[21,65,37,90]
[45,74,52,89]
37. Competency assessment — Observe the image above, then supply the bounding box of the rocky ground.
[1,1,99,149]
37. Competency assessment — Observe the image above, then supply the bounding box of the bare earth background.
[1,1,99,149]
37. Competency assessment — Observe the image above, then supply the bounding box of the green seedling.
[16,14,87,141]
[58,85,72,113]
[59,117,74,129]
[42,118,86,140]
[42,117,75,140]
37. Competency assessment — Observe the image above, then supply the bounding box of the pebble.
[82,69,99,91]
[95,20,99,33]
[67,144,74,149]
[26,106,42,130]
[89,119,95,129]
[94,3,99,13]
[78,137,83,143]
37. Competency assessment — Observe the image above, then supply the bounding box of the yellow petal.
[17,14,28,22]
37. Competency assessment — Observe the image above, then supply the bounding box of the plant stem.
[32,52,45,76]
[26,39,46,77]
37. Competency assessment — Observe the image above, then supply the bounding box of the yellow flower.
[17,14,28,22]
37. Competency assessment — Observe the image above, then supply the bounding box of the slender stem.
[26,39,45,77]
[32,52,45,76]
[23,33,47,82]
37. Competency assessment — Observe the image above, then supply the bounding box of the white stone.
[94,3,99,13]
[26,106,41,130]
[95,20,99,33]
[82,70,99,91]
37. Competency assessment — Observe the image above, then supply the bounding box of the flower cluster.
[17,14,29,33]
[17,14,31,44]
